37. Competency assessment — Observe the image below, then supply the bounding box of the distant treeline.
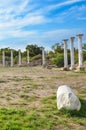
[0,43,86,67]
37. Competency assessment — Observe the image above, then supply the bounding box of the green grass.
[0,67,86,130]
[0,94,85,130]
[0,80,7,83]
[78,88,86,94]
[14,77,32,82]
[0,108,54,130]
[20,94,38,102]
[40,95,86,129]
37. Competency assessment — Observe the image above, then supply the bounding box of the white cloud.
[52,4,86,23]
[40,28,86,44]
[0,0,86,51]
[46,0,84,11]
[78,17,86,20]
[0,28,86,51]
[0,0,49,40]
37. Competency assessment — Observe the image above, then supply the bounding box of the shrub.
[83,51,86,61]
[52,53,71,67]
[51,53,64,67]
[30,54,42,62]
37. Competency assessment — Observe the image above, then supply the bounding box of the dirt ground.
[0,66,86,130]
[0,66,86,109]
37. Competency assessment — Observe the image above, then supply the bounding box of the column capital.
[76,34,83,38]
[70,37,75,40]
[70,37,75,43]
[18,49,21,52]
[11,49,13,51]
[62,39,68,42]
[40,47,45,50]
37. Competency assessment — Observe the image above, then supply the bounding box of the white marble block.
[57,85,81,111]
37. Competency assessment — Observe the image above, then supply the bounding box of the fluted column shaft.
[11,49,13,67]
[2,50,5,67]
[18,49,22,66]
[27,49,29,64]
[42,47,45,66]
[77,34,83,68]
[63,39,68,69]
[70,37,75,69]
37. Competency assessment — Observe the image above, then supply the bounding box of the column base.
[42,64,47,68]
[63,67,69,71]
[18,64,22,67]
[69,67,75,70]
[27,63,30,66]
[77,66,85,71]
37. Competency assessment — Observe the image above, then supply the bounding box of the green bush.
[74,51,86,64]
[52,53,64,67]
[52,53,71,67]
[30,54,42,62]
[74,53,78,64]
[83,51,86,61]
[14,56,18,64]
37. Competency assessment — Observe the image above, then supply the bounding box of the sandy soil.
[0,66,86,109]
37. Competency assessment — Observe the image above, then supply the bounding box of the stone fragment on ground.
[57,85,81,111]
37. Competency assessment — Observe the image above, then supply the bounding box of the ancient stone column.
[63,39,68,70]
[77,34,83,70]
[27,49,29,65]
[42,47,46,66]
[11,49,13,67]
[18,49,22,66]
[2,50,5,67]
[70,37,75,70]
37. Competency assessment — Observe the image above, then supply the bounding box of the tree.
[26,44,42,57]
[51,43,64,54]
[83,43,86,51]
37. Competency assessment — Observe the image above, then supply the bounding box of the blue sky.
[0,0,86,51]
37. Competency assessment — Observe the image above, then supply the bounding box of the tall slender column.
[42,47,46,66]
[2,50,5,67]
[70,37,75,70]
[63,39,68,70]
[77,34,83,70]
[18,49,22,66]
[11,49,13,67]
[27,49,29,65]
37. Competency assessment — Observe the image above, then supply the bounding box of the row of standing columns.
[63,34,84,70]
[2,48,45,67]
[1,33,84,70]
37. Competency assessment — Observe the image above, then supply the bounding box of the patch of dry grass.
[0,66,86,129]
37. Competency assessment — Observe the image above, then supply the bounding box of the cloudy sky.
[0,0,86,51]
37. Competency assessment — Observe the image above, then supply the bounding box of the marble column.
[63,39,68,70]
[42,47,46,66]
[11,49,13,67]
[2,50,5,67]
[18,49,22,66]
[77,34,83,70]
[70,37,75,70]
[27,49,29,65]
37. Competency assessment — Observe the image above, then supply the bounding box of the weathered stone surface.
[57,85,81,111]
